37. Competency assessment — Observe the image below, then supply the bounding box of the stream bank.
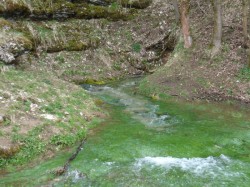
[0,0,174,168]
[1,79,250,186]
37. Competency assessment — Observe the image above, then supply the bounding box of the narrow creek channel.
[1,78,250,186]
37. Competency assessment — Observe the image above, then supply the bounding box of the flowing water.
[1,79,250,186]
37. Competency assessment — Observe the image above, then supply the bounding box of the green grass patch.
[132,43,141,53]
[237,67,250,81]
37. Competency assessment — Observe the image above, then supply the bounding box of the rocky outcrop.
[0,19,33,64]
[0,0,176,81]
[84,0,152,9]
[0,0,139,21]
[104,0,152,9]
[66,0,152,9]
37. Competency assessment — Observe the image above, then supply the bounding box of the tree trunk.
[242,0,249,48]
[242,0,250,68]
[179,0,192,48]
[211,0,222,56]
[172,0,180,23]
[248,49,250,68]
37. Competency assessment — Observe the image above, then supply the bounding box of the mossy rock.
[3,0,30,17]
[74,0,152,9]
[0,18,13,29]
[39,37,91,53]
[105,0,152,9]
[17,21,96,53]
[1,1,134,21]
[65,40,89,51]
[85,79,106,85]
[0,4,4,14]
[16,36,33,51]
[75,4,129,21]
[0,145,20,158]
[72,78,106,85]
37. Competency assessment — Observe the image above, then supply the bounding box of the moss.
[46,45,64,53]
[85,79,106,85]
[65,40,88,51]
[72,78,106,85]
[0,4,4,14]
[0,18,13,29]
[105,0,152,9]
[75,4,128,21]
[16,21,95,53]
[16,36,33,51]
[4,0,30,16]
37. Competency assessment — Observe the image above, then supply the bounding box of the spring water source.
[1,79,250,186]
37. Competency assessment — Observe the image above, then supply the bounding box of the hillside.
[139,0,250,105]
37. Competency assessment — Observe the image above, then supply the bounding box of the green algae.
[0,79,249,186]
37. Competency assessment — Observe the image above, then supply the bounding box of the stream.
[1,78,250,186]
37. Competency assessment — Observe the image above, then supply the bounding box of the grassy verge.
[0,68,105,168]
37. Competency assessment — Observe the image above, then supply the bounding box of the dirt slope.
[139,0,250,104]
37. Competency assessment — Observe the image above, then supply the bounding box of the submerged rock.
[53,167,66,176]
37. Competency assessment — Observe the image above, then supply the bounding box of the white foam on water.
[104,161,115,166]
[66,170,85,183]
[135,155,243,178]
[87,85,179,128]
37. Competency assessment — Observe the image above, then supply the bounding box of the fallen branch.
[54,138,87,176]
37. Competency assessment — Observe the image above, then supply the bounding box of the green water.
[1,79,250,186]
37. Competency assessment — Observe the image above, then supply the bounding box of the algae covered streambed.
[1,79,250,186]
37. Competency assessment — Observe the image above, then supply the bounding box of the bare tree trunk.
[242,0,250,68]
[179,0,192,48]
[242,0,249,42]
[211,0,222,56]
[172,0,180,23]
[242,0,249,48]
[247,49,250,69]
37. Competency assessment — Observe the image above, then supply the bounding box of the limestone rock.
[0,33,33,64]
[0,115,4,123]
[0,47,15,64]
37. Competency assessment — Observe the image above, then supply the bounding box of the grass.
[238,67,250,81]
[132,43,141,53]
[0,68,104,168]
